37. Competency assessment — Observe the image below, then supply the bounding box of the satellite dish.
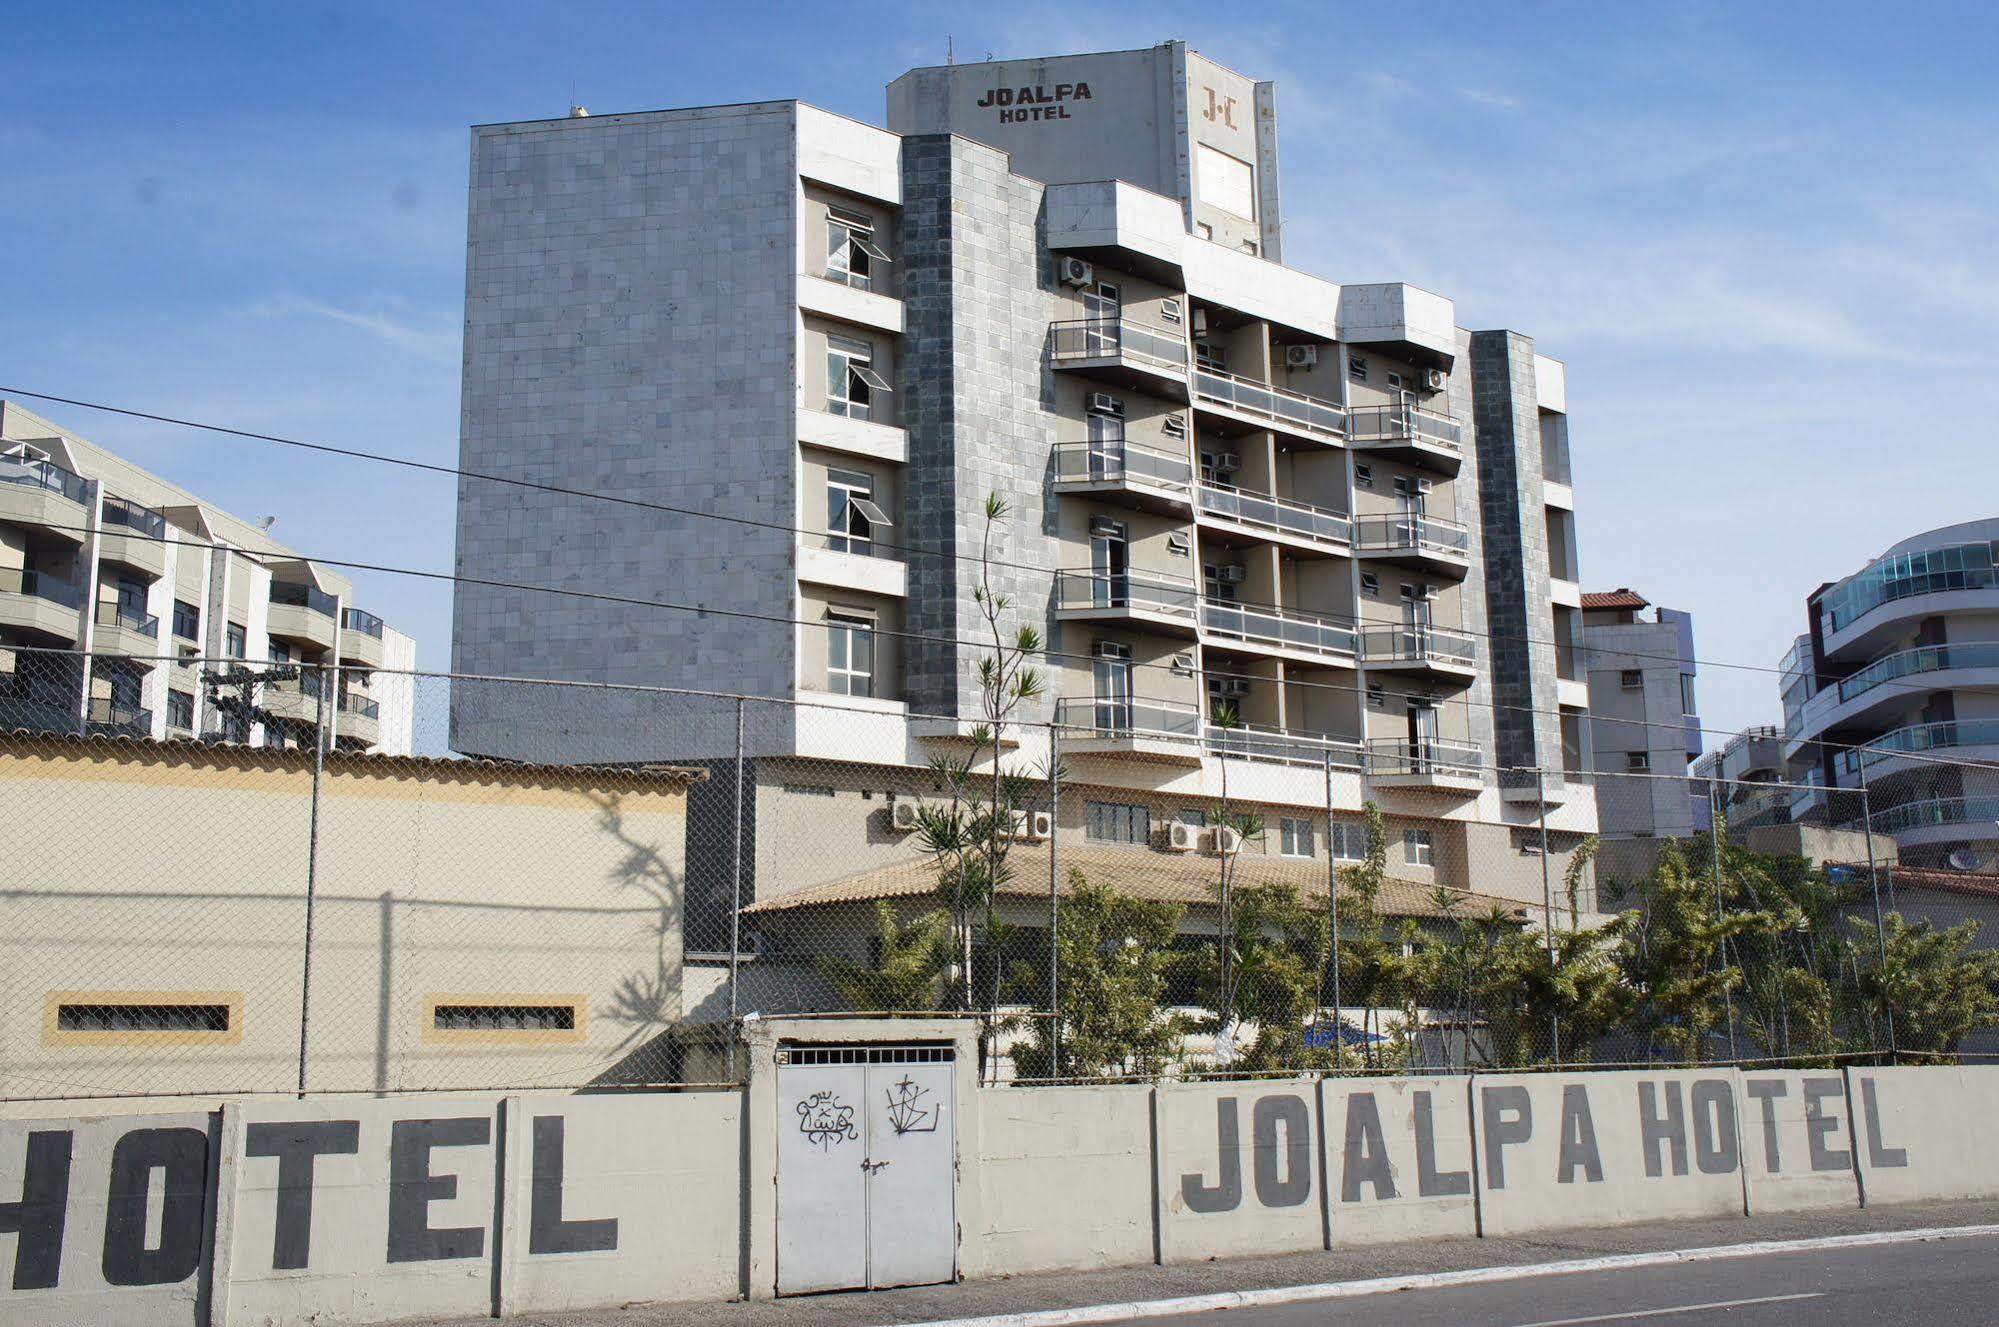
[1948,848,1981,872]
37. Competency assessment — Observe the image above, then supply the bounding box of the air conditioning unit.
[1219,452,1241,472]
[1059,256,1095,287]
[1089,392,1125,415]
[1422,368,1448,392]
[1166,821,1198,852]
[890,800,924,832]
[1005,809,1051,841]
[1284,344,1319,369]
[1210,676,1251,699]
[1217,565,1248,584]
[1206,825,1243,857]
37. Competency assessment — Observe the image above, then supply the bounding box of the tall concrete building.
[1783,519,1999,871]
[1580,589,1700,873]
[449,43,1598,955]
[0,400,417,754]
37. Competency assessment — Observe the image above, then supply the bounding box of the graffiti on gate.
[885,1076,939,1135]
[797,1091,860,1149]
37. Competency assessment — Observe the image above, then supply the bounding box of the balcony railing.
[1055,569,1200,621]
[94,601,160,638]
[1207,722,1363,770]
[1048,318,1188,373]
[1346,402,1465,453]
[100,496,167,540]
[1358,624,1478,666]
[1353,512,1472,558]
[342,607,386,639]
[1836,642,1999,705]
[1841,719,1999,775]
[1053,440,1194,492]
[86,698,151,735]
[341,691,381,720]
[1194,368,1346,440]
[1364,737,1483,778]
[1202,598,1358,659]
[3,567,84,610]
[1054,695,1201,739]
[0,455,90,505]
[1197,483,1350,546]
[1867,795,1999,837]
[271,580,339,618]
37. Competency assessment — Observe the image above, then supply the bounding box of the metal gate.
[775,1044,956,1294]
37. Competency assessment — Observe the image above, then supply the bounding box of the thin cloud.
[1457,87,1520,110]
[241,294,459,365]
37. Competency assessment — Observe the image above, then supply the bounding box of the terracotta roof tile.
[1581,588,1650,611]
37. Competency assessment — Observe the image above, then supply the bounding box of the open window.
[827,335,891,421]
[826,206,891,291]
[827,467,892,555]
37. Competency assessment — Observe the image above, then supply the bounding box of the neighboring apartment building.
[1581,589,1700,872]
[449,42,1600,974]
[1691,724,1788,834]
[0,400,416,755]
[1782,518,1999,872]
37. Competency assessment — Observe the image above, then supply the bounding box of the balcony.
[798,532,908,598]
[0,455,91,538]
[97,496,168,579]
[1054,569,1199,636]
[337,690,382,747]
[1196,483,1350,554]
[85,698,151,738]
[1207,722,1363,771]
[1052,441,1194,515]
[1364,738,1484,793]
[1048,318,1189,398]
[92,601,162,659]
[1867,796,1999,845]
[1353,512,1472,577]
[341,607,387,667]
[1054,695,1202,764]
[1358,624,1479,680]
[1346,402,1465,474]
[1201,598,1358,666]
[267,580,339,652]
[0,568,84,643]
[1192,367,1345,444]
[1838,642,1999,707]
[1841,719,1999,779]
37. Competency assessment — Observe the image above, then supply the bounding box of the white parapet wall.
[0,1062,1987,1323]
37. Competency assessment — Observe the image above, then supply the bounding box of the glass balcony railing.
[1194,368,1346,439]
[341,691,381,720]
[1820,541,1997,634]
[100,496,167,540]
[1358,624,1478,666]
[1201,598,1357,659]
[0,455,90,505]
[341,607,386,639]
[86,698,151,735]
[3,567,85,610]
[1206,722,1363,770]
[1841,719,1999,775]
[1353,512,1472,558]
[1052,441,1194,491]
[1346,402,1465,453]
[94,601,160,638]
[271,580,339,618]
[1054,695,1201,739]
[1868,796,1999,837]
[1048,318,1189,374]
[1197,482,1350,545]
[1364,737,1483,777]
[1055,569,1200,621]
[1836,642,1999,705]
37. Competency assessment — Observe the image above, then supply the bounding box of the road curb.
[891,1224,1999,1327]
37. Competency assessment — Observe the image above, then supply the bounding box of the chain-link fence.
[3,646,1996,1102]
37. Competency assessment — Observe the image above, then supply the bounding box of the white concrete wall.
[971,1084,1154,1276]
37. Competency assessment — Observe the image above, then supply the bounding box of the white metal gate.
[775,1044,956,1294]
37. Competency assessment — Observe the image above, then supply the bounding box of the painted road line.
[888,1225,1999,1327]
[1506,1293,1823,1327]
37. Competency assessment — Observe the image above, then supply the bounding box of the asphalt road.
[1145,1233,1999,1327]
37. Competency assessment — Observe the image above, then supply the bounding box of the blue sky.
[3,1,1995,738]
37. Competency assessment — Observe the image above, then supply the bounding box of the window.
[826,608,875,697]
[1330,820,1366,861]
[784,784,838,797]
[1680,673,1698,715]
[1360,572,1381,596]
[1160,298,1183,324]
[1620,669,1643,690]
[826,335,890,421]
[1166,532,1191,557]
[225,622,246,659]
[171,599,200,642]
[1366,683,1385,709]
[433,1003,577,1032]
[1403,828,1435,867]
[268,638,295,664]
[1195,222,1214,241]
[1386,371,1404,389]
[1195,341,1227,372]
[1626,751,1651,772]
[56,1001,230,1033]
[166,689,194,731]
[1175,808,1207,828]
[1354,463,1375,489]
[1348,356,1368,383]
[1280,816,1315,858]
[827,467,891,554]
[1086,800,1150,845]
[825,206,890,291]
[1162,413,1188,439]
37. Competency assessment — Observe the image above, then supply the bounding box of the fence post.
[1047,718,1061,1076]
[1537,766,1559,1064]
[1858,782,1897,1062]
[1323,747,1341,1072]
[295,661,328,1096]
[1709,782,1739,1064]
[728,698,746,1079]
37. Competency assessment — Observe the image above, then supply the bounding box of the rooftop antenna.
[947,35,953,65]
[258,515,278,532]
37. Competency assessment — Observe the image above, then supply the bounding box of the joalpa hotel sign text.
[976,82,1093,122]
